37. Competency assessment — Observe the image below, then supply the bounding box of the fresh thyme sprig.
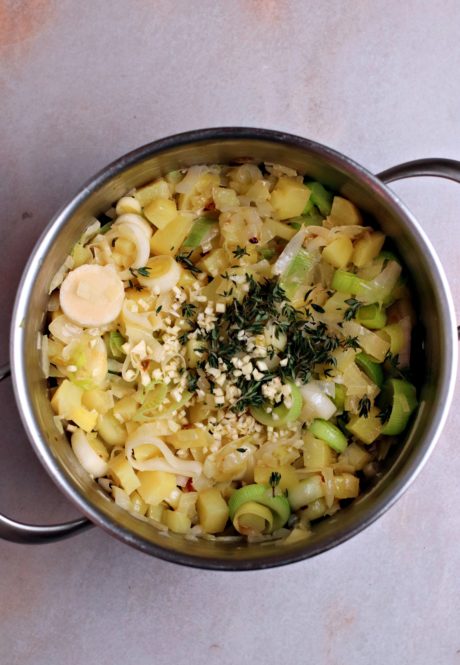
[232,245,249,259]
[176,251,202,275]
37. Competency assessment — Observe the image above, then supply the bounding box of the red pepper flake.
[141,359,150,371]
[203,200,216,211]
[185,478,195,492]
[249,236,258,244]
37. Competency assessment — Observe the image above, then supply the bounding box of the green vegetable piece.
[356,303,387,329]
[378,378,418,435]
[332,270,369,297]
[228,484,291,531]
[279,248,315,300]
[305,181,333,216]
[309,418,348,453]
[258,247,276,260]
[333,383,346,411]
[355,352,384,388]
[182,216,217,249]
[302,209,324,226]
[108,331,126,360]
[378,250,400,265]
[250,382,302,427]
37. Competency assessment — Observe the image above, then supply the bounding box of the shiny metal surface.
[6,128,458,569]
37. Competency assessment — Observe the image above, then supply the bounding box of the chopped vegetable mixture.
[45,162,417,543]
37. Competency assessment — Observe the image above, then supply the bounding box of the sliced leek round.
[60,264,125,327]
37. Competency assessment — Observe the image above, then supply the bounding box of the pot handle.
[377,157,460,185]
[0,363,92,544]
[377,157,460,340]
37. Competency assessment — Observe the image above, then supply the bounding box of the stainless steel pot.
[1,128,458,570]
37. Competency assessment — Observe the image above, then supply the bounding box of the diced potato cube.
[134,179,171,207]
[113,394,138,423]
[196,487,229,534]
[137,470,177,505]
[68,405,98,432]
[147,503,165,522]
[338,442,372,470]
[143,198,177,229]
[301,498,328,521]
[150,213,194,256]
[198,247,229,277]
[303,433,335,469]
[51,380,83,418]
[253,464,299,490]
[212,186,239,211]
[130,490,148,515]
[322,236,353,269]
[270,178,311,220]
[96,410,127,447]
[108,454,140,494]
[264,217,297,240]
[328,196,362,226]
[333,473,360,499]
[166,428,213,449]
[164,510,191,534]
[82,388,114,415]
[347,406,382,444]
[353,231,385,267]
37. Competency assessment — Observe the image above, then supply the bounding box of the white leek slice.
[138,256,181,294]
[125,424,202,477]
[300,382,337,421]
[273,228,307,275]
[114,213,152,240]
[113,222,151,268]
[60,264,124,327]
[71,429,108,478]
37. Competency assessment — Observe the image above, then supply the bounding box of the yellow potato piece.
[322,235,353,269]
[328,196,362,226]
[108,455,140,495]
[150,213,194,256]
[137,470,177,505]
[353,231,385,268]
[270,178,310,220]
[197,488,229,534]
[164,510,191,534]
[143,198,177,229]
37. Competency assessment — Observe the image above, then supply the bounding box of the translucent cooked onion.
[273,228,307,275]
[125,424,202,477]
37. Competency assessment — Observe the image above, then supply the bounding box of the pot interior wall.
[15,132,453,568]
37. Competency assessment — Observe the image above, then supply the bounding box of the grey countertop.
[1,2,459,664]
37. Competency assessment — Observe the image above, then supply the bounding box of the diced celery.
[182,216,218,249]
[305,181,333,216]
[355,352,384,387]
[356,304,387,329]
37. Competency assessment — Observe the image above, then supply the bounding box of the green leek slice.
[279,248,315,300]
[250,382,302,427]
[309,418,348,453]
[379,378,418,435]
[228,483,291,531]
[182,216,217,249]
[333,383,346,411]
[233,501,274,535]
[305,181,333,216]
[356,303,387,330]
[108,331,126,360]
[355,352,384,388]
